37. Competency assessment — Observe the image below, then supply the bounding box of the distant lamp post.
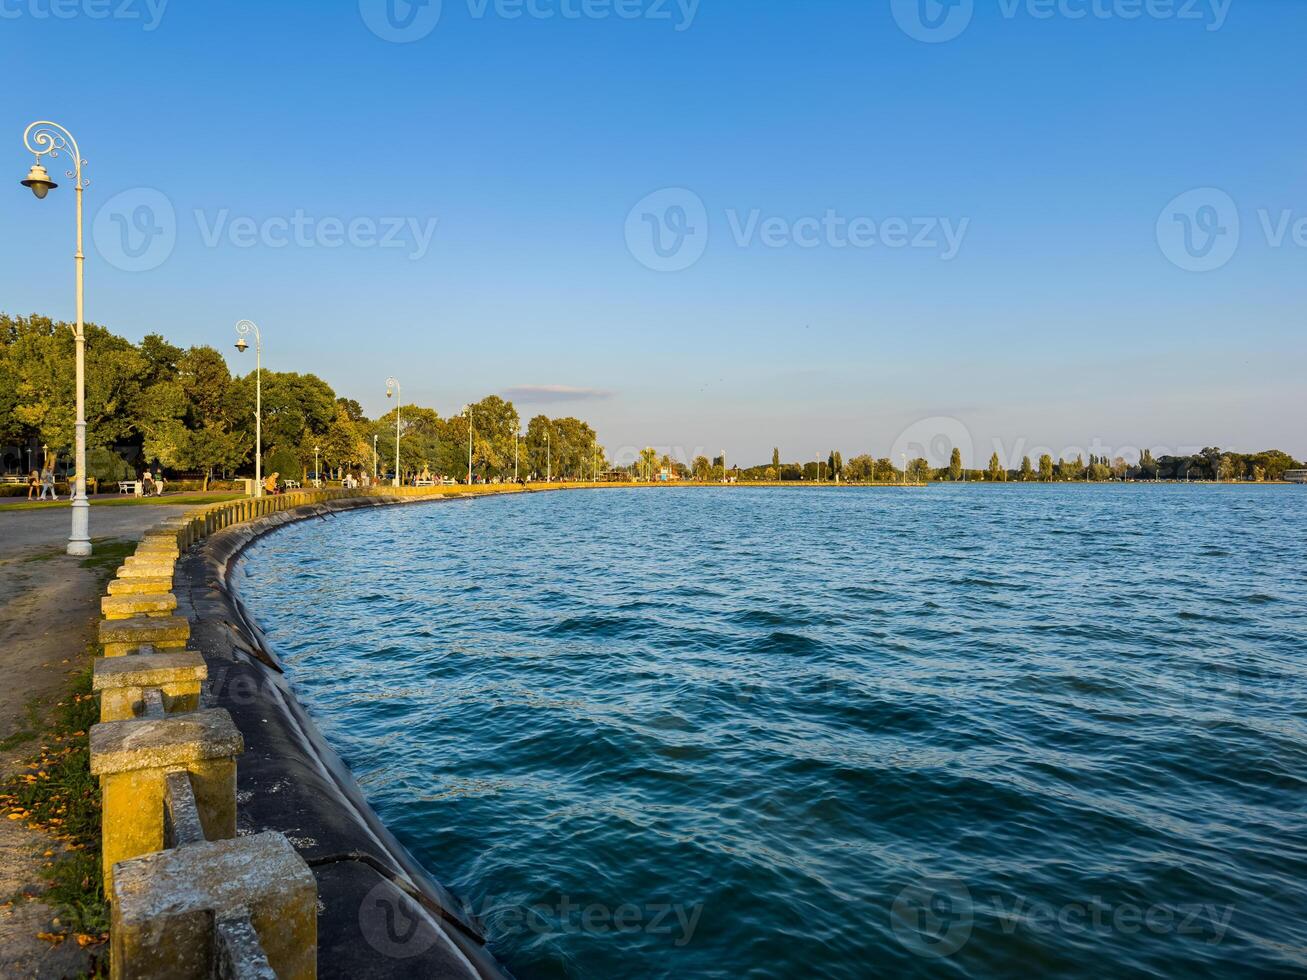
[546,430,551,483]
[902,453,908,485]
[314,445,320,486]
[514,430,520,482]
[385,378,401,486]
[21,121,90,555]
[461,406,474,484]
[373,433,378,482]
[234,320,263,496]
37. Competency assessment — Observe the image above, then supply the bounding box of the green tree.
[988,452,1003,481]
[639,447,659,481]
[1020,456,1033,481]
[949,448,963,481]
[1039,454,1054,482]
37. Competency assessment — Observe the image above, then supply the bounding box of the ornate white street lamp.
[20,121,90,555]
[385,378,401,486]
[234,320,263,496]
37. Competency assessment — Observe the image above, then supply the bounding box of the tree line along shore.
[2,314,1300,490]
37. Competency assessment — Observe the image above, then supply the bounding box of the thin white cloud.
[502,385,614,404]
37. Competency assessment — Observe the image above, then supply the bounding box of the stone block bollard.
[93,651,208,722]
[90,708,243,894]
[99,615,190,657]
[101,593,178,621]
[118,554,177,580]
[106,577,175,597]
[134,537,180,558]
[110,831,317,980]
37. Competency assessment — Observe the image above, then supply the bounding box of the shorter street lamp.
[902,453,907,486]
[314,446,320,486]
[546,430,551,483]
[234,319,263,496]
[373,434,378,482]
[514,430,520,482]
[385,378,401,486]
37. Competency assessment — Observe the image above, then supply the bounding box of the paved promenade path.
[0,505,189,977]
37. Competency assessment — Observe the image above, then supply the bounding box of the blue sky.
[3,0,1304,467]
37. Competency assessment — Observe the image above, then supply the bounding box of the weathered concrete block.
[93,651,207,722]
[99,615,189,657]
[118,563,177,584]
[121,553,176,573]
[101,592,178,621]
[90,708,243,892]
[107,576,174,596]
[110,832,317,980]
[134,539,180,558]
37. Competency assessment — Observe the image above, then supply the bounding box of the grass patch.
[1,665,108,954]
[78,539,137,576]
[0,729,36,751]
[0,492,239,513]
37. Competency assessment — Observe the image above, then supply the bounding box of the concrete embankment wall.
[90,485,584,978]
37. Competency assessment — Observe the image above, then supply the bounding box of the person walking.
[39,467,56,501]
[27,469,38,500]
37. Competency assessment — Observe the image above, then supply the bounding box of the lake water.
[235,486,1307,979]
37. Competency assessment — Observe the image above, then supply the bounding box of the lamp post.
[462,406,473,485]
[514,431,520,483]
[234,320,263,496]
[546,430,551,483]
[314,446,320,486]
[901,453,907,486]
[373,434,378,482]
[385,378,401,486]
[20,121,89,554]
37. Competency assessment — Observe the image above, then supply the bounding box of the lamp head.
[386,387,393,399]
[21,162,57,200]
[234,336,249,354]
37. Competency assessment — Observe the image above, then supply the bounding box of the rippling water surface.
[236,486,1307,978]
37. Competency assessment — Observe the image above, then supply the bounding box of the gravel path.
[0,506,188,977]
